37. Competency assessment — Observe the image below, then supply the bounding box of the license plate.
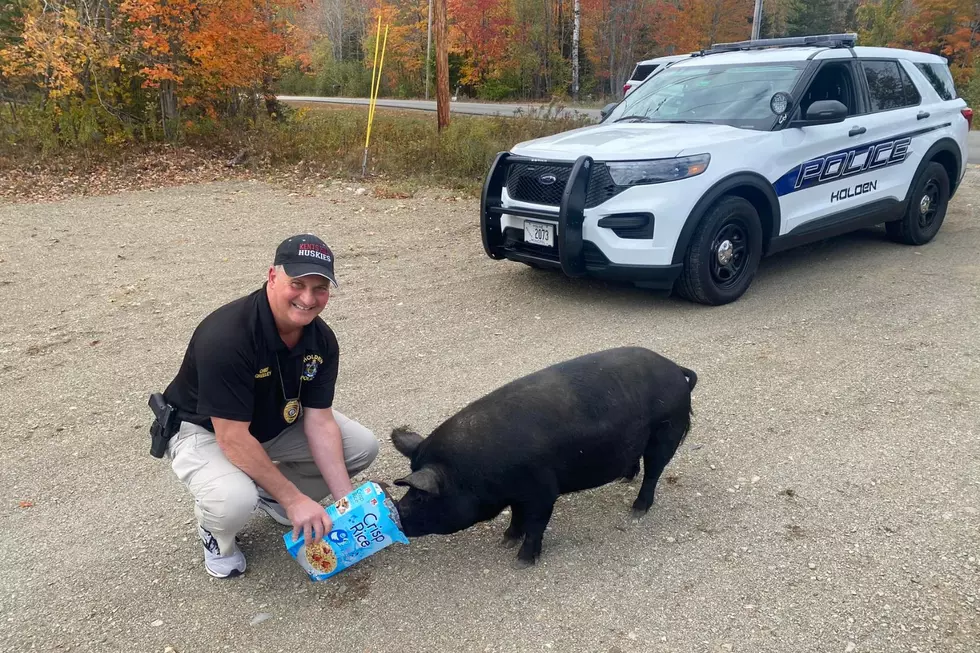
[524,220,554,247]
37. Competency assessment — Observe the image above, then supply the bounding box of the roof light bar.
[701,33,858,55]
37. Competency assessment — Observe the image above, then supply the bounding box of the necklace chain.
[274,354,304,402]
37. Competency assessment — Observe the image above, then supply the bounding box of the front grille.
[506,162,571,206]
[505,160,629,208]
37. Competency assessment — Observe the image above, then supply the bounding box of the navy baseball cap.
[274,234,338,287]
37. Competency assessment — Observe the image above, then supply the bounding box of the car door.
[850,58,930,208]
[771,59,874,234]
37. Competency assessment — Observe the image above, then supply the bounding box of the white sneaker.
[256,489,292,526]
[199,526,246,579]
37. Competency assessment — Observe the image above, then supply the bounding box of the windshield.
[606,61,808,130]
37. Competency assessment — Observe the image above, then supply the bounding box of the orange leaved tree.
[119,0,310,135]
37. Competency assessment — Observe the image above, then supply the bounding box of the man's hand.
[285,494,333,544]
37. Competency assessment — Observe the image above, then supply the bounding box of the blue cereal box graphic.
[283,481,409,581]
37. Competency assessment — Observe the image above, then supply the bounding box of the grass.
[0,102,598,197]
[235,103,597,192]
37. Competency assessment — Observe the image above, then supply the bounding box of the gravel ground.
[1,169,978,653]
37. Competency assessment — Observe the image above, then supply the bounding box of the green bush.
[478,77,519,101]
[0,98,137,155]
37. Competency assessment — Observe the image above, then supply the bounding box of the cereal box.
[283,481,409,581]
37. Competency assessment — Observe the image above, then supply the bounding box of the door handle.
[849,126,866,137]
[917,110,930,120]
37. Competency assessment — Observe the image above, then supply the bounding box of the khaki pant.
[168,410,379,556]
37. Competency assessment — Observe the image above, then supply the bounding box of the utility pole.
[751,0,763,40]
[434,0,450,130]
[572,0,580,101]
[425,0,433,100]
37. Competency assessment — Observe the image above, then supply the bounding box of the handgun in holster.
[148,393,179,459]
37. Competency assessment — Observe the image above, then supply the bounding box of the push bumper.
[480,152,682,290]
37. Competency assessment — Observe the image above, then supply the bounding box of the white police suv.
[479,34,973,305]
[623,54,689,96]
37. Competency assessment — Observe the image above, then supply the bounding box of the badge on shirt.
[302,354,323,381]
[283,399,301,424]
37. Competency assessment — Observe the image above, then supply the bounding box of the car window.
[799,63,858,118]
[607,62,808,130]
[630,64,659,82]
[899,65,921,106]
[914,62,958,100]
[862,60,918,111]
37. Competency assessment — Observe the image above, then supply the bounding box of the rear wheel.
[676,196,763,306]
[885,162,950,245]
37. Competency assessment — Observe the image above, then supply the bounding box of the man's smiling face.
[267,265,331,331]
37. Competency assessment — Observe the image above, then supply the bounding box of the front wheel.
[676,196,763,306]
[885,161,950,246]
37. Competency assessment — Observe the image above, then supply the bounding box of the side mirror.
[792,100,849,127]
[600,102,618,121]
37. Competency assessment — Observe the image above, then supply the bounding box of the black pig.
[390,346,697,565]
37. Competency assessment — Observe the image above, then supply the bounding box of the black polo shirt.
[163,284,340,443]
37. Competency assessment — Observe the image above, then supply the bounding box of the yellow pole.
[366,26,389,152]
[369,15,381,116]
[363,16,383,176]
[369,25,389,133]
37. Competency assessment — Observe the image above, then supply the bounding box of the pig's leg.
[631,419,686,518]
[500,505,525,548]
[623,459,641,482]
[516,489,558,565]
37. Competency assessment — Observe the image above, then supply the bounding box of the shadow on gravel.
[494,225,923,309]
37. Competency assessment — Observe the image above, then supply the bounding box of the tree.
[856,0,909,48]
[449,0,513,87]
[434,0,449,129]
[572,0,580,99]
[786,0,838,37]
[120,0,309,128]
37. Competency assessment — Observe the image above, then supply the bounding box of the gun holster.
[148,393,179,459]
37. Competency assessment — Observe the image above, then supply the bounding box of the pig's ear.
[391,426,424,458]
[394,468,441,495]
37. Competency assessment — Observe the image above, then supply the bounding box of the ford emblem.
[539,174,557,186]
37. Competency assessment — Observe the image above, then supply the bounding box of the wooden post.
[434,0,450,131]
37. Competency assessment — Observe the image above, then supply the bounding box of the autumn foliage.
[0,0,312,146]
[289,0,977,105]
[0,0,977,153]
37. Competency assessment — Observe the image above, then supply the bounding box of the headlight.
[606,154,710,186]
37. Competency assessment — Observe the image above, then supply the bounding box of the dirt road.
[1,170,978,653]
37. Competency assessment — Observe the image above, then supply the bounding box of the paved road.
[280,95,979,163]
[278,95,603,119]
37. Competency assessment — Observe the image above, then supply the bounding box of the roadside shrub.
[0,98,136,155]
[236,103,597,187]
[1,99,597,194]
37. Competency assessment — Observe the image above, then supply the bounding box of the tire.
[676,196,763,306]
[886,161,950,246]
